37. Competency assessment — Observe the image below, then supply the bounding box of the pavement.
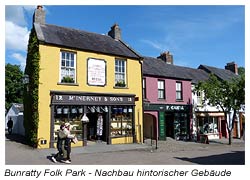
[5,133,245,165]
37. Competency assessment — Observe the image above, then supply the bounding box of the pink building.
[143,54,192,141]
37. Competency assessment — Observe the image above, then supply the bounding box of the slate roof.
[143,57,237,84]
[11,103,24,113]
[143,56,193,81]
[198,65,238,81]
[181,67,209,84]
[34,23,141,60]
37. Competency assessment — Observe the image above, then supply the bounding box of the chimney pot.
[157,51,174,64]
[33,5,45,24]
[37,5,43,10]
[108,23,122,40]
[225,61,238,75]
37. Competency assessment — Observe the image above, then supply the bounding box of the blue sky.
[5,5,245,70]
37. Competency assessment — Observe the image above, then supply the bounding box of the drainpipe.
[139,57,144,144]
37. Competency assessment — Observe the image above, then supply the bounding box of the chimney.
[157,51,173,65]
[108,23,121,40]
[33,5,45,24]
[225,61,238,75]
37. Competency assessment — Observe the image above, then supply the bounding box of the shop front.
[50,91,136,148]
[196,112,224,140]
[144,104,191,141]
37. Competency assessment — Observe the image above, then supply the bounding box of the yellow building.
[24,6,143,148]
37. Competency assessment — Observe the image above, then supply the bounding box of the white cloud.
[5,21,30,52]
[5,5,36,26]
[5,5,38,68]
[10,53,26,70]
[141,39,168,52]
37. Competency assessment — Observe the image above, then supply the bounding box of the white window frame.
[176,82,183,100]
[197,91,202,105]
[60,51,76,83]
[115,59,127,86]
[158,80,165,99]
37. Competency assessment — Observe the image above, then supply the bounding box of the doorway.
[87,112,107,143]
[166,113,174,138]
[143,113,157,140]
[221,120,227,138]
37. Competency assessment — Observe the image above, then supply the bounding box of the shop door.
[233,121,238,138]
[166,113,174,138]
[221,120,227,137]
[143,113,157,139]
[87,112,107,142]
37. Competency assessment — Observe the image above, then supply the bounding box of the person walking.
[51,122,76,164]
[7,118,13,135]
[61,122,76,164]
[51,124,66,163]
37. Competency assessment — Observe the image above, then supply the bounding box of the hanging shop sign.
[51,93,135,105]
[87,58,106,86]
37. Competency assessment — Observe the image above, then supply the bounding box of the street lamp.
[81,113,89,123]
[22,74,29,84]
[81,113,89,146]
[22,74,29,91]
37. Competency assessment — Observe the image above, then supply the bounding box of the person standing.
[7,118,13,135]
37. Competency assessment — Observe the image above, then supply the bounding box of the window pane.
[61,60,65,67]
[176,82,181,90]
[66,53,69,60]
[158,81,164,89]
[176,83,180,90]
[71,59,74,67]
[66,60,69,67]
[158,90,163,99]
[176,92,180,100]
[61,52,64,60]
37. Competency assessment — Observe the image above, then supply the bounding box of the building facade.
[142,54,192,141]
[25,6,143,148]
[191,63,241,140]
[5,103,25,136]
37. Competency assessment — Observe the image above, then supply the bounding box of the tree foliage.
[5,63,23,111]
[23,27,40,147]
[238,67,245,76]
[195,73,245,144]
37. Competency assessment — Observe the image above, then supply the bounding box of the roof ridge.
[144,56,199,70]
[200,64,235,73]
[40,23,111,38]
[34,22,141,59]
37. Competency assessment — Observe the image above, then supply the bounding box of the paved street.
[5,134,245,165]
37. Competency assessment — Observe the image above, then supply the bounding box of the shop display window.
[198,117,218,134]
[110,106,133,137]
[174,113,188,140]
[54,105,83,141]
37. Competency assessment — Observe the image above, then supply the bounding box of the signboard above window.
[87,58,106,86]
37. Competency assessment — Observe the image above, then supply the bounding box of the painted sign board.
[87,58,106,86]
[159,111,166,140]
[51,94,135,105]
